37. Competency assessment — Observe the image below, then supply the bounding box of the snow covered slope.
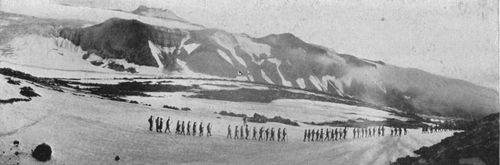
[0,73,456,164]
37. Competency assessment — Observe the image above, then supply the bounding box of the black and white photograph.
[0,0,498,164]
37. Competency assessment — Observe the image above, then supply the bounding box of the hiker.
[282,128,287,141]
[235,125,239,139]
[155,117,160,132]
[343,127,347,139]
[278,128,282,142]
[339,129,343,140]
[207,123,212,136]
[270,128,275,141]
[258,127,264,141]
[240,125,244,139]
[187,121,191,135]
[390,128,394,136]
[404,127,407,135]
[245,125,250,139]
[315,129,320,141]
[325,129,330,141]
[252,127,257,140]
[352,128,356,138]
[320,129,324,141]
[227,125,232,139]
[181,121,185,135]
[148,115,153,131]
[372,127,376,137]
[165,117,171,133]
[158,118,163,133]
[303,129,307,142]
[335,128,339,140]
[311,129,316,142]
[193,122,197,136]
[398,127,402,136]
[175,120,180,134]
[265,128,270,141]
[199,122,204,136]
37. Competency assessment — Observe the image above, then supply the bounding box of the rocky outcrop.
[59,18,186,67]
[391,113,499,165]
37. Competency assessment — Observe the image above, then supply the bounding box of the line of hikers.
[148,115,212,137]
[227,125,288,142]
[389,127,407,136]
[303,127,347,142]
[352,126,386,139]
[421,126,448,134]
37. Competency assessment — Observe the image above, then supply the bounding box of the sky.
[13,0,500,90]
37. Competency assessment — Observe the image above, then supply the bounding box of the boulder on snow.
[31,143,52,162]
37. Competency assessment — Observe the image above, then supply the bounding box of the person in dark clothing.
[398,127,402,136]
[258,127,264,141]
[390,128,394,136]
[148,115,153,131]
[227,125,232,139]
[343,127,347,139]
[245,125,249,139]
[240,125,244,139]
[282,128,287,142]
[207,123,212,137]
[316,129,321,141]
[372,127,376,137]
[325,129,330,141]
[353,128,356,138]
[404,127,407,135]
[311,129,316,142]
[192,122,197,136]
[330,129,334,141]
[235,125,239,139]
[199,122,204,136]
[277,128,282,142]
[319,129,324,141]
[175,120,180,134]
[165,117,171,133]
[265,128,270,141]
[252,127,257,140]
[155,117,160,132]
[158,118,163,133]
[181,121,185,135]
[187,121,191,135]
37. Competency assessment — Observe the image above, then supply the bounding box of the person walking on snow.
[199,122,204,136]
[165,117,171,133]
[227,125,232,139]
[148,115,153,131]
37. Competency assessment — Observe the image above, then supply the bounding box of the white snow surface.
[267,58,292,87]
[296,78,306,89]
[0,77,456,164]
[216,49,234,65]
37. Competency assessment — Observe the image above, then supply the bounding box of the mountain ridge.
[0,4,497,119]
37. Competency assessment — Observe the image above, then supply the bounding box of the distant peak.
[131,5,187,22]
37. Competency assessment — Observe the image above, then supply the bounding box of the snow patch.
[296,78,306,89]
[216,49,233,65]
[183,43,199,54]
[267,58,292,87]
[148,40,165,68]
[261,70,274,84]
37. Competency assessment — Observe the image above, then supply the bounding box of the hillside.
[0,4,497,118]
[392,113,499,165]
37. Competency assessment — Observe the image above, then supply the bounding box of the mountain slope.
[0,4,497,118]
